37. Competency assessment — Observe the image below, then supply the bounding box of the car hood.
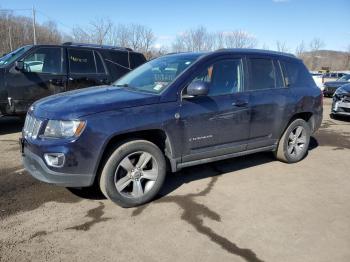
[339,84,350,93]
[32,85,160,119]
[324,81,349,88]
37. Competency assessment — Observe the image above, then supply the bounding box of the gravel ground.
[0,98,349,262]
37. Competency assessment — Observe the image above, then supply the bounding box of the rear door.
[6,46,66,112]
[246,56,293,149]
[66,48,109,91]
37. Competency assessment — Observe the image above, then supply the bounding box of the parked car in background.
[322,72,347,83]
[323,74,350,97]
[331,83,350,117]
[21,49,323,207]
[311,72,324,90]
[0,43,146,116]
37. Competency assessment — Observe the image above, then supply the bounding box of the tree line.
[1,11,349,70]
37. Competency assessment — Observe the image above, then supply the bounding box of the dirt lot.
[0,98,350,262]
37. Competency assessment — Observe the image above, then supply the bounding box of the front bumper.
[332,98,350,116]
[22,146,94,187]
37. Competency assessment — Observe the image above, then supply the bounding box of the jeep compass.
[21,49,323,207]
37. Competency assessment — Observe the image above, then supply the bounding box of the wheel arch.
[92,129,176,186]
[280,111,314,139]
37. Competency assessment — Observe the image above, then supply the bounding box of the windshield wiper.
[115,83,129,87]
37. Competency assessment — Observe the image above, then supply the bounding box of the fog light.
[44,153,65,168]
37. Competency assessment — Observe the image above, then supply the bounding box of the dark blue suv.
[21,49,323,207]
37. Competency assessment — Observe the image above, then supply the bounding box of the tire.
[275,119,311,163]
[99,140,166,208]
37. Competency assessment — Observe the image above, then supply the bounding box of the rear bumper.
[22,146,94,187]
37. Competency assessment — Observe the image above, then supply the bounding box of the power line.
[0,8,73,31]
[36,10,73,30]
[0,9,31,12]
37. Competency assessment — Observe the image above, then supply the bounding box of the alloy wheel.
[114,151,159,198]
[287,126,307,157]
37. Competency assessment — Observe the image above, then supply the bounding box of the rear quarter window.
[130,53,146,69]
[281,60,314,88]
[108,51,130,69]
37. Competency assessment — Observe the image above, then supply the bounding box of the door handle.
[232,100,248,107]
[49,79,64,86]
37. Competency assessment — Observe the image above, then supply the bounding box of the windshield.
[337,74,350,81]
[113,54,203,94]
[0,45,32,68]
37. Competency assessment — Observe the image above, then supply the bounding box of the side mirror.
[15,61,25,72]
[187,81,209,97]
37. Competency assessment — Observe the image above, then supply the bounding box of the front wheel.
[275,119,311,163]
[99,140,166,208]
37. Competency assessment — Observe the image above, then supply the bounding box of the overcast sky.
[2,0,350,51]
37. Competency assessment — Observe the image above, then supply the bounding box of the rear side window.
[68,49,96,74]
[130,53,146,69]
[281,60,314,88]
[108,51,130,69]
[248,58,277,90]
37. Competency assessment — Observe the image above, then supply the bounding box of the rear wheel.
[275,119,310,163]
[99,140,166,207]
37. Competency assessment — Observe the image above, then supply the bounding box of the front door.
[6,46,66,113]
[67,48,109,91]
[179,57,251,162]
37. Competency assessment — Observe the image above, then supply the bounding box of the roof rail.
[214,48,296,58]
[62,42,133,52]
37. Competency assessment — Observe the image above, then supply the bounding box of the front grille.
[23,114,42,139]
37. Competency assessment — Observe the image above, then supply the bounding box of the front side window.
[248,58,276,90]
[23,47,62,74]
[68,49,96,74]
[189,59,243,96]
[114,54,202,94]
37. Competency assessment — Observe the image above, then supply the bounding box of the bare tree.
[0,10,62,55]
[309,38,325,51]
[261,43,270,50]
[309,38,325,70]
[224,30,258,48]
[72,21,155,58]
[275,41,289,52]
[90,18,113,45]
[72,18,113,45]
[172,27,257,52]
[295,41,306,58]
[112,23,155,58]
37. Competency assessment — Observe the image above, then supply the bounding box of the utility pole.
[8,27,13,51]
[32,5,37,45]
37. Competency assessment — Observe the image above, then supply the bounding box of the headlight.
[334,87,346,96]
[43,120,86,138]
